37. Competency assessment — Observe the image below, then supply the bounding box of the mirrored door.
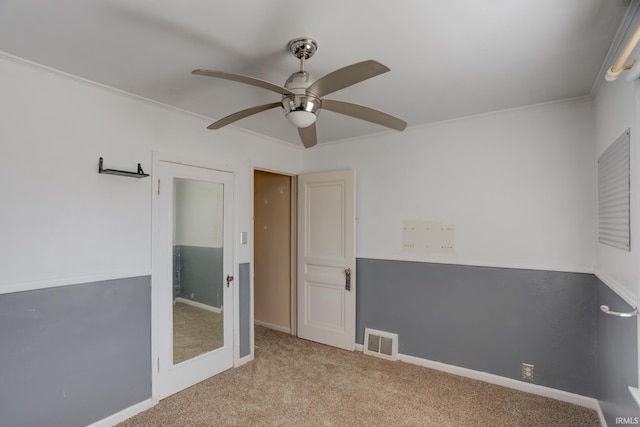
[157,161,234,399]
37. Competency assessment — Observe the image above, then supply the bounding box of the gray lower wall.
[356,258,598,397]
[239,262,251,358]
[596,277,640,425]
[173,245,223,308]
[0,276,151,427]
[4,262,635,426]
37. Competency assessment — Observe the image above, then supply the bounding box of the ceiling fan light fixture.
[286,110,317,128]
[282,94,321,128]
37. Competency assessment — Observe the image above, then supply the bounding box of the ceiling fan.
[192,37,407,148]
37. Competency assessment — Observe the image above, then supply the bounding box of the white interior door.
[156,160,234,399]
[297,170,355,350]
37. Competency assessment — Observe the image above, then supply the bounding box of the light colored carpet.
[120,326,600,426]
[173,302,223,364]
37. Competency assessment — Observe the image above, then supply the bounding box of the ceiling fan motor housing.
[282,71,321,117]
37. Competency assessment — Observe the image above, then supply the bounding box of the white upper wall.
[304,98,597,272]
[590,2,640,305]
[0,47,615,292]
[594,75,640,304]
[0,53,303,293]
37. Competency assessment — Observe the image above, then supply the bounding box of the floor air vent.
[363,328,398,361]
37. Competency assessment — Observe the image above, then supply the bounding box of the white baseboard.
[254,320,291,334]
[356,344,602,415]
[86,398,154,427]
[175,297,222,313]
[596,402,608,427]
[398,353,599,409]
[629,386,640,408]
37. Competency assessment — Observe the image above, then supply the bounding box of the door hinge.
[157,179,160,195]
[157,357,160,373]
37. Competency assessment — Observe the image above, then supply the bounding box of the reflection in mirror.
[172,178,224,365]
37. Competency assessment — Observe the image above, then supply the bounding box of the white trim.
[86,398,154,427]
[0,50,298,150]
[248,166,256,365]
[356,255,594,275]
[629,386,640,409]
[231,165,241,369]
[596,402,608,427]
[154,150,237,175]
[247,259,255,366]
[595,269,637,307]
[252,162,302,178]
[0,51,211,122]
[232,267,240,367]
[312,96,591,148]
[237,352,254,367]
[254,320,291,334]
[290,175,298,337]
[397,353,599,410]
[151,153,162,402]
[407,96,593,132]
[174,297,222,313]
[0,270,151,295]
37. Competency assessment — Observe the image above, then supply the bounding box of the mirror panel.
[172,178,224,364]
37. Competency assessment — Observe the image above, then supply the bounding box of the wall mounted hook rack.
[98,157,149,178]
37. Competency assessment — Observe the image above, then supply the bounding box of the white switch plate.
[240,231,248,245]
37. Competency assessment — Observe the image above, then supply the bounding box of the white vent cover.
[598,129,631,251]
[363,328,398,361]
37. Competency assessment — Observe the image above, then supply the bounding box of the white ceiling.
[0,0,631,146]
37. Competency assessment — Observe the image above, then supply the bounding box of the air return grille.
[363,328,398,361]
[598,129,631,251]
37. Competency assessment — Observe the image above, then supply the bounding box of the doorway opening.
[253,170,296,336]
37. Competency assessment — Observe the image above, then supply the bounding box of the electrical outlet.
[521,363,535,381]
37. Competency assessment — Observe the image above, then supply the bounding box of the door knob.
[226,274,234,288]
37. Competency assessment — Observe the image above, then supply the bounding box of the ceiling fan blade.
[192,69,295,96]
[298,123,317,148]
[322,99,407,131]
[207,102,282,129]
[306,60,390,98]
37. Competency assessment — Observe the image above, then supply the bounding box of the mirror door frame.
[151,151,239,402]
